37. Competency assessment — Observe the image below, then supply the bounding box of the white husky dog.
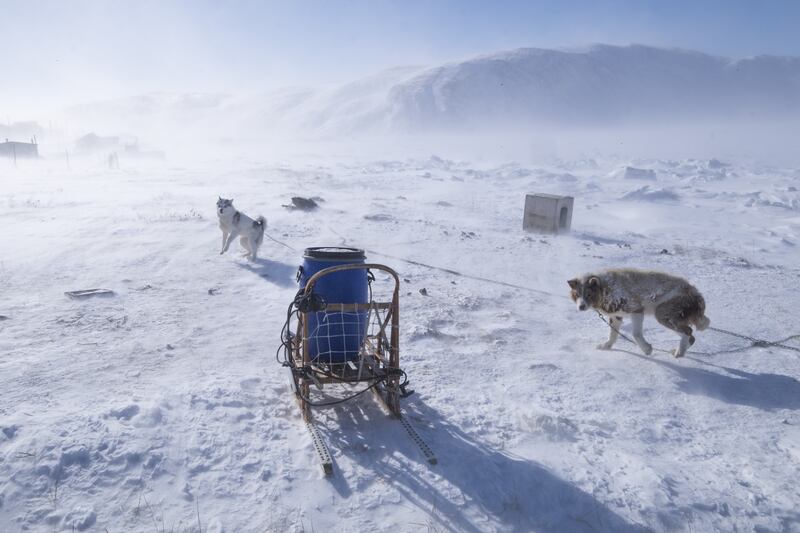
[216,197,266,261]
[568,268,710,358]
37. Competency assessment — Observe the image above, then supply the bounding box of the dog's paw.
[672,348,685,358]
[640,343,653,356]
[596,342,613,350]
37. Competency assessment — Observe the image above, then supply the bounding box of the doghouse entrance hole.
[559,206,569,228]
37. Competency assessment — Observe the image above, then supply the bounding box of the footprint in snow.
[2,424,20,439]
[240,377,261,391]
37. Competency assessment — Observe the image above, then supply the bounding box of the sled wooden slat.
[322,302,391,312]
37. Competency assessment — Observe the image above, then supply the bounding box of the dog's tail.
[693,314,710,331]
[254,216,267,247]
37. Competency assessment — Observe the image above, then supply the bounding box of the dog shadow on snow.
[316,395,647,533]
[617,349,800,411]
[235,257,296,288]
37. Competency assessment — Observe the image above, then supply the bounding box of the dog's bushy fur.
[568,268,710,358]
[216,197,266,261]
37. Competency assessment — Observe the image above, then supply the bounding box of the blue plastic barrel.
[298,247,368,364]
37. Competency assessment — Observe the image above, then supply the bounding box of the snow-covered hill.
[57,44,800,140]
[383,45,800,131]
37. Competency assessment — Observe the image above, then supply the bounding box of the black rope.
[276,284,410,407]
[291,374,384,407]
[289,366,410,407]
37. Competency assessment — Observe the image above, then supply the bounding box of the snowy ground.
[1,150,799,532]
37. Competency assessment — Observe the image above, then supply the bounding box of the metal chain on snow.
[596,312,800,355]
[595,312,675,355]
[706,326,800,353]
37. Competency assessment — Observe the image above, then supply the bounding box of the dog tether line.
[361,247,800,355]
[596,312,800,355]
[264,231,298,251]
[322,227,800,356]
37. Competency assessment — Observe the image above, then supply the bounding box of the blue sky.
[1,0,799,113]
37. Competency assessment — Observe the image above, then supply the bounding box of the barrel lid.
[303,246,365,261]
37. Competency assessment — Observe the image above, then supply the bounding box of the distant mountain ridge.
[382,44,800,131]
[63,44,800,137]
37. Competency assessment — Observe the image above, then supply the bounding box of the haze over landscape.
[2,2,800,532]
[2,0,800,159]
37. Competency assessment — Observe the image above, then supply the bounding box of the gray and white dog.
[216,197,266,261]
[568,268,710,357]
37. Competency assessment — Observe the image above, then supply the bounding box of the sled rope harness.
[276,278,411,407]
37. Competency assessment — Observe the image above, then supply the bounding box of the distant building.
[75,133,120,154]
[0,139,39,159]
[123,142,165,160]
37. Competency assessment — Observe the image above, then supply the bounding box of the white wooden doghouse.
[523,193,574,234]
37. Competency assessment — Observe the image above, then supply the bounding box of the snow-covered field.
[1,149,799,532]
